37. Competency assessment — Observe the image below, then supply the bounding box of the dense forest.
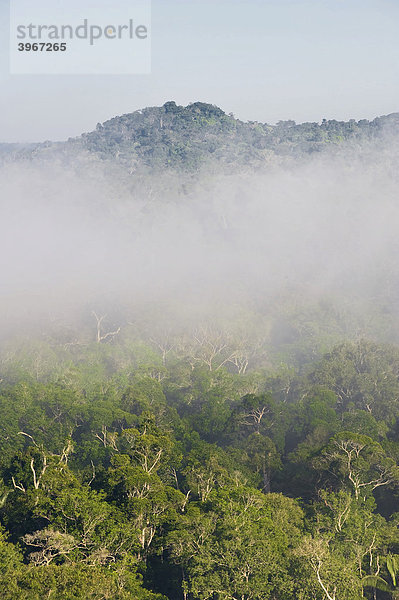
[1,102,399,599]
[3,101,399,173]
[0,327,399,599]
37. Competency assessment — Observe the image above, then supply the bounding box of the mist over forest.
[1,102,399,600]
[2,103,399,345]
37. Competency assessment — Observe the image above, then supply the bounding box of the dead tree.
[92,312,120,344]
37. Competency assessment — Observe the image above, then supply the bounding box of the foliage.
[0,329,399,598]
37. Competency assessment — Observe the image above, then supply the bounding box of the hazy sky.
[1,0,399,142]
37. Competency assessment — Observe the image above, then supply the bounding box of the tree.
[244,433,281,493]
[168,489,304,600]
[315,432,399,500]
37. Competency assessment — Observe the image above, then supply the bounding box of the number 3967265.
[18,43,67,51]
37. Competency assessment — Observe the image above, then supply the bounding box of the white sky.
[1,0,399,142]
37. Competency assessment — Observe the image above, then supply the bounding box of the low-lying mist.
[1,133,399,350]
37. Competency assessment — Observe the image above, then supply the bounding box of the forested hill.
[5,101,399,172]
[69,102,399,170]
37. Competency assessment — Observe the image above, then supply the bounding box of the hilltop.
[4,101,399,173]
[72,101,399,171]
